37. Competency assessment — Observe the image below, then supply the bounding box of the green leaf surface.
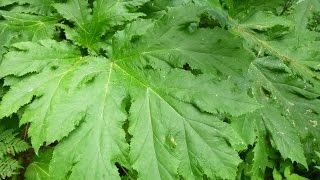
[53,0,148,52]
[228,0,284,20]
[231,113,257,146]
[0,1,319,179]
[249,57,320,157]
[151,71,260,116]
[0,0,17,7]
[251,131,268,179]
[0,34,256,179]
[261,106,307,168]
[10,0,56,15]
[238,11,291,31]
[0,10,59,48]
[113,7,255,78]
[233,1,320,164]
[293,0,320,43]
[127,87,244,179]
[247,58,317,167]
[233,1,320,91]
[25,149,52,180]
[233,113,269,179]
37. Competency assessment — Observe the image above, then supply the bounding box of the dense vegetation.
[0,0,320,179]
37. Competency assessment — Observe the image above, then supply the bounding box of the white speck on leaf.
[309,120,318,127]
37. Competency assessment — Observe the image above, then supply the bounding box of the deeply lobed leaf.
[0,0,319,179]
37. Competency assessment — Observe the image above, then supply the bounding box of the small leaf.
[25,149,53,180]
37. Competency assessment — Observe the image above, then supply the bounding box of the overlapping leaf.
[113,6,254,78]
[234,0,320,88]
[0,10,59,49]
[233,0,320,148]
[53,0,149,52]
[227,0,284,20]
[25,149,52,180]
[249,57,320,158]
[5,0,56,15]
[229,1,320,178]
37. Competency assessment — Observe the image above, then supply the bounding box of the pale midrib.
[251,64,294,108]
[235,27,320,79]
[2,15,58,24]
[30,162,50,176]
[114,62,233,178]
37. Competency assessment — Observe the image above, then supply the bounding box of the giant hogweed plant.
[0,0,319,179]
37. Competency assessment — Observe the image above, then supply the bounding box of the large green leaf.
[0,37,258,179]
[0,6,261,178]
[1,0,319,179]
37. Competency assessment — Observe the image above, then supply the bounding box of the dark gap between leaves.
[130,35,141,43]
[80,47,89,56]
[60,19,75,28]
[182,63,203,75]
[88,0,94,15]
[121,95,133,145]
[115,162,129,177]
[199,13,222,29]
[53,26,67,42]
[98,48,108,58]
[261,87,272,98]
[0,3,19,11]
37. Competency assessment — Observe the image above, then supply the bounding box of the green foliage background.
[0,0,320,179]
